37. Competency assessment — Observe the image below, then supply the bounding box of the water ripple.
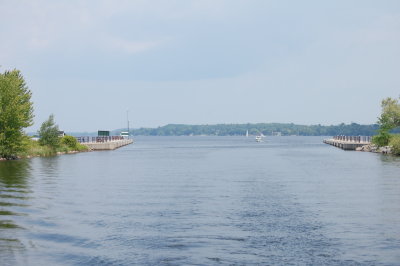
[0,137,399,265]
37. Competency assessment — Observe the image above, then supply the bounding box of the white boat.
[120,131,129,139]
[255,131,265,142]
[246,130,249,137]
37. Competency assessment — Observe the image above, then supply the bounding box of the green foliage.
[60,135,88,152]
[373,97,400,150]
[372,129,391,147]
[19,136,88,158]
[389,134,400,155]
[378,97,400,130]
[75,143,89,152]
[61,135,78,148]
[23,138,56,157]
[38,114,60,149]
[0,69,34,159]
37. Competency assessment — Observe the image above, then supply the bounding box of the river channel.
[1,136,399,265]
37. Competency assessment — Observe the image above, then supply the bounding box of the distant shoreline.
[55,123,400,137]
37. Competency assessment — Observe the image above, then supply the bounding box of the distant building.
[58,131,65,137]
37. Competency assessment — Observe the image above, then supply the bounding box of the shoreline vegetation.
[0,136,90,161]
[27,136,89,157]
[370,97,400,156]
[356,137,400,155]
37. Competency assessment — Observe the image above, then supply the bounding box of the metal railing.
[76,136,126,143]
[333,135,372,143]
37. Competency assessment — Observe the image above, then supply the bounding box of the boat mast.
[127,110,130,137]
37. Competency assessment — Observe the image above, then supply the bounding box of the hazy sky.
[1,0,399,132]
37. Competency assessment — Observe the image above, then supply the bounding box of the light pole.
[127,110,130,138]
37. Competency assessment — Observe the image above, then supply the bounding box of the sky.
[1,0,399,132]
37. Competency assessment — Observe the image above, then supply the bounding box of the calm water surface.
[1,136,400,265]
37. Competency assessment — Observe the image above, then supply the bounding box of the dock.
[323,136,371,150]
[77,136,133,150]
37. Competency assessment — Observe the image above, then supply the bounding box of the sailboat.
[246,130,249,137]
[255,131,265,142]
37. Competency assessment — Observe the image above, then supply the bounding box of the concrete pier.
[323,136,371,151]
[82,139,133,150]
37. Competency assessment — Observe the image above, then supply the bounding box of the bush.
[372,130,391,147]
[60,135,88,152]
[389,134,400,155]
[75,143,89,152]
[61,135,78,148]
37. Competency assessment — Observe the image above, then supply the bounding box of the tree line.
[127,122,392,137]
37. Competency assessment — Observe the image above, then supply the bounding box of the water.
[1,136,400,265]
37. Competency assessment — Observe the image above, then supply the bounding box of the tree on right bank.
[373,97,400,155]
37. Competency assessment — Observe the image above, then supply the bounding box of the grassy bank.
[12,136,89,159]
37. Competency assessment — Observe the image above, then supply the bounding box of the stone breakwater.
[356,144,392,154]
[324,137,393,154]
[323,138,370,151]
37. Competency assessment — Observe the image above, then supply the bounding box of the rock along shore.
[356,144,392,154]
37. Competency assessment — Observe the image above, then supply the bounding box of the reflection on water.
[0,160,31,189]
[380,153,400,164]
[0,159,32,263]
[0,137,399,265]
[0,157,61,265]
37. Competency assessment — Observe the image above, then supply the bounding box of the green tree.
[38,114,60,149]
[373,97,400,146]
[0,70,34,159]
[378,97,400,130]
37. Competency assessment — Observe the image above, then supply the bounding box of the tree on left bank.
[0,69,34,159]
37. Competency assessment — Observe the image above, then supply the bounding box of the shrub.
[60,135,88,152]
[372,130,391,147]
[75,143,89,152]
[61,135,78,149]
[389,134,400,155]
